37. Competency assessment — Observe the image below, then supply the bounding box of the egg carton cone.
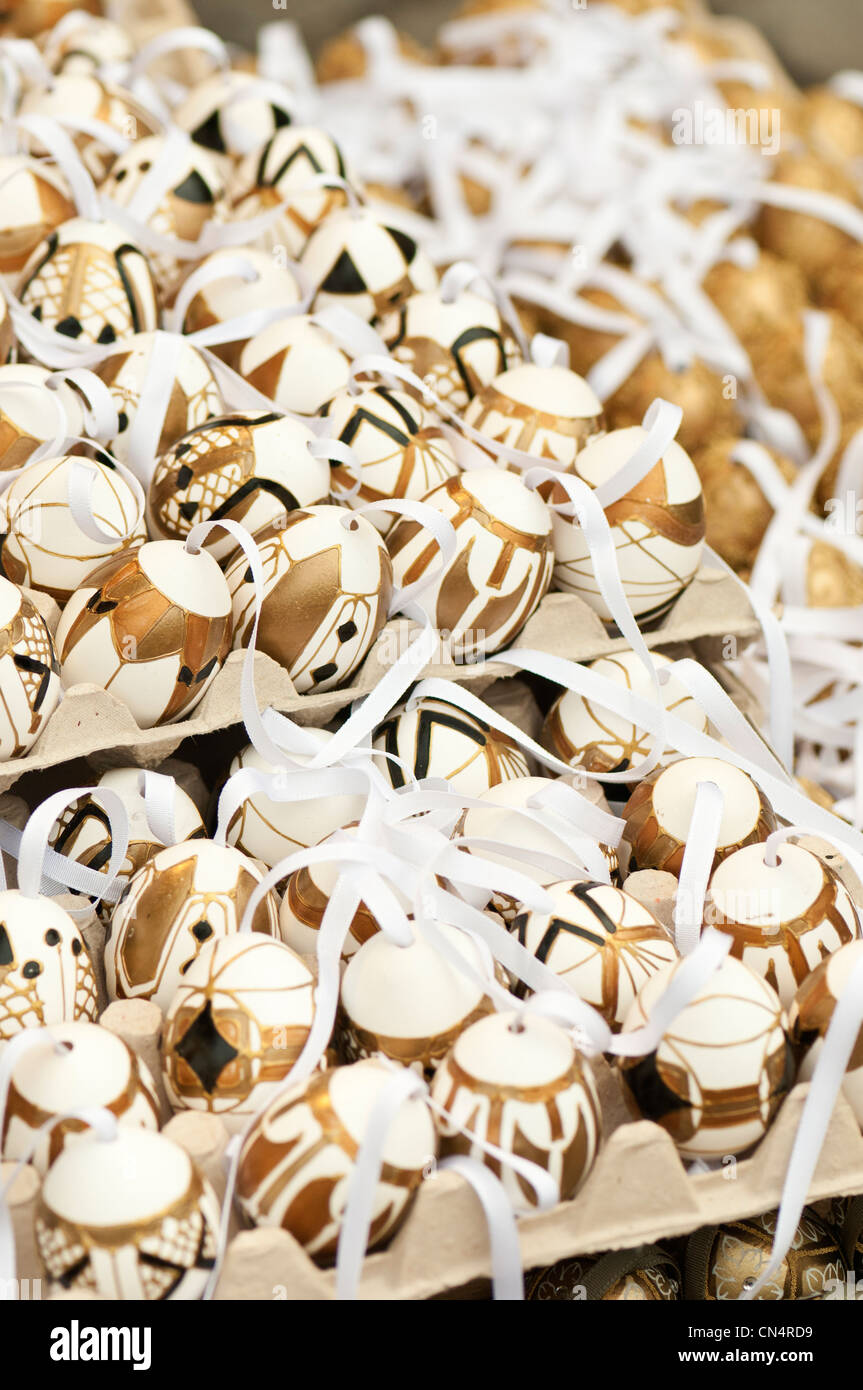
[0,567,759,796]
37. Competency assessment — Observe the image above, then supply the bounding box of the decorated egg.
[106,839,282,1012]
[55,540,233,728]
[224,505,392,694]
[0,155,75,276]
[0,889,98,1041]
[46,15,134,74]
[2,1021,159,1174]
[373,696,530,792]
[789,940,863,1127]
[101,137,226,289]
[456,777,618,923]
[622,757,776,876]
[230,125,356,257]
[95,331,223,465]
[224,732,367,867]
[279,823,408,960]
[300,209,437,325]
[431,1010,601,1212]
[49,766,206,917]
[705,842,861,1009]
[322,384,460,531]
[20,77,160,180]
[236,1058,436,1259]
[684,1209,845,1300]
[17,218,160,347]
[339,920,497,1073]
[147,412,329,561]
[380,285,522,409]
[238,313,351,414]
[0,296,12,363]
[618,954,793,1158]
[0,577,60,757]
[551,426,705,623]
[177,247,303,368]
[526,1246,681,1300]
[387,468,553,660]
[0,364,86,470]
[464,363,605,470]
[34,1127,220,1299]
[161,934,315,1130]
[513,879,679,1027]
[174,70,296,159]
[542,651,709,776]
[0,453,146,604]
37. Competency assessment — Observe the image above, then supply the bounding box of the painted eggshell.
[0,363,85,470]
[238,314,351,414]
[0,889,98,1042]
[684,1208,845,1301]
[230,125,356,257]
[0,155,75,275]
[106,839,282,1013]
[526,1246,681,1301]
[464,362,604,469]
[224,505,392,694]
[301,209,437,325]
[55,540,232,728]
[95,331,223,465]
[380,285,522,410]
[372,695,530,793]
[177,247,302,369]
[174,70,296,160]
[0,575,61,757]
[789,939,863,1127]
[20,77,160,180]
[279,823,408,960]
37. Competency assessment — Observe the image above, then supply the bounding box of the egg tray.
[0,567,760,797]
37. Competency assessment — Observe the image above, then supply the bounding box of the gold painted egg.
[618,954,794,1159]
[46,15,134,74]
[0,889,98,1042]
[622,757,776,877]
[230,125,356,257]
[0,295,12,363]
[0,576,60,758]
[224,505,392,694]
[55,540,232,728]
[106,839,282,1012]
[174,70,296,160]
[526,1245,680,1300]
[685,1208,845,1300]
[463,362,605,469]
[35,1127,221,1300]
[20,76,160,180]
[0,155,75,275]
[278,823,406,961]
[431,1010,602,1212]
[176,247,303,369]
[237,1057,436,1260]
[238,313,352,414]
[95,331,223,466]
[756,152,861,284]
[372,695,530,792]
[387,468,553,660]
[789,939,863,1128]
[0,363,86,471]
[161,933,315,1130]
[2,1021,159,1174]
[301,208,437,326]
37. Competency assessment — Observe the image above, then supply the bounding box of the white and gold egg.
[464,362,604,469]
[0,155,75,277]
[95,331,223,466]
[790,939,863,1128]
[380,285,522,410]
[0,363,86,471]
[230,125,356,257]
[176,247,303,369]
[0,576,61,758]
[0,889,99,1042]
[372,695,530,793]
[173,70,296,160]
[238,313,352,414]
[300,208,437,325]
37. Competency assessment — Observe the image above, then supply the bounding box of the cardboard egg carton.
[0,567,760,796]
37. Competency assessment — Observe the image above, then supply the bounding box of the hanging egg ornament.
[147,412,329,561]
[34,1127,220,1300]
[684,1209,845,1300]
[20,78,160,180]
[705,842,861,1009]
[225,730,367,867]
[279,823,408,961]
[49,766,206,917]
[95,331,223,466]
[17,218,160,348]
[2,1021,159,1174]
[431,1010,601,1212]
[551,426,705,623]
[55,540,232,728]
[455,777,618,923]
[0,576,60,757]
[526,1246,681,1301]
[372,695,530,792]
[618,954,794,1159]
[224,505,392,694]
[542,651,708,776]
[0,364,86,471]
[161,934,315,1130]
[513,879,679,1027]
[174,70,296,160]
[0,454,146,605]
[177,247,303,369]
[339,921,497,1073]
[230,125,356,257]
[789,939,863,1127]
[237,1058,436,1260]
[387,468,553,660]
[301,208,437,325]
[622,757,776,876]
[0,890,98,1041]
[322,384,460,532]
[380,285,523,409]
[238,313,352,414]
[106,839,282,1013]
[463,362,605,470]
[0,156,75,276]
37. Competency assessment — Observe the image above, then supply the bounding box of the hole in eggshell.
[508,1017,526,1034]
